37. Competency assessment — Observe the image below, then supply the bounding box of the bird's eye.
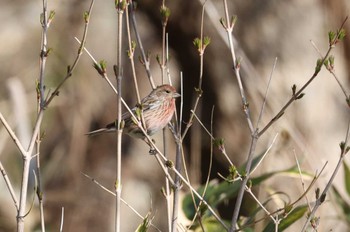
[165,90,170,93]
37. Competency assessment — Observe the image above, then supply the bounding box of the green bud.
[193,38,201,51]
[236,57,242,70]
[219,18,226,28]
[99,60,107,73]
[247,179,252,189]
[115,0,127,11]
[83,11,89,23]
[45,48,53,57]
[40,13,44,25]
[93,60,107,76]
[338,28,346,41]
[228,165,237,181]
[284,204,293,214]
[203,36,211,46]
[194,87,203,96]
[315,187,320,199]
[160,187,166,198]
[214,138,225,147]
[296,93,305,100]
[156,54,161,65]
[320,193,326,203]
[135,107,142,120]
[328,55,335,70]
[48,10,55,23]
[131,41,137,50]
[160,5,171,26]
[231,15,237,27]
[165,160,174,168]
[292,84,297,95]
[119,120,125,130]
[328,31,336,45]
[315,58,323,73]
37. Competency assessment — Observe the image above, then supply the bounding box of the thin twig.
[171,167,229,231]
[180,1,207,141]
[256,57,278,129]
[249,133,279,176]
[0,112,27,156]
[0,161,19,210]
[125,4,141,103]
[81,172,162,232]
[129,2,156,89]
[310,40,349,104]
[258,17,348,137]
[190,110,234,169]
[301,119,350,232]
[79,39,227,229]
[294,151,312,212]
[59,207,64,232]
[44,0,95,107]
[222,0,254,134]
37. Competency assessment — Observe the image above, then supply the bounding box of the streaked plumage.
[86,84,180,140]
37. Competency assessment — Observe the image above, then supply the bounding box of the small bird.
[86,84,180,145]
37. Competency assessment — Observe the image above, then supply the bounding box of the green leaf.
[191,216,229,232]
[135,212,152,232]
[332,186,350,223]
[343,161,350,196]
[182,151,312,220]
[262,205,308,232]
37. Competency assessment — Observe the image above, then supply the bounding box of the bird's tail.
[85,127,115,136]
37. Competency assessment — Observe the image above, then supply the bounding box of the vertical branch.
[160,1,170,83]
[36,2,50,229]
[159,2,174,231]
[129,2,156,89]
[39,0,48,108]
[221,0,254,133]
[125,4,141,103]
[114,1,126,232]
[220,1,258,230]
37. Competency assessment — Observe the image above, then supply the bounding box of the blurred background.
[0,0,349,231]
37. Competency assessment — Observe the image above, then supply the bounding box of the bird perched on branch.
[86,84,180,146]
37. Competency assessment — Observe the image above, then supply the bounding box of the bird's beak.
[173,92,181,98]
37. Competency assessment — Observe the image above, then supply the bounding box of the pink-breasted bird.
[86,84,180,144]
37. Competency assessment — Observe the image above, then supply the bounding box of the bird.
[86,84,180,146]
